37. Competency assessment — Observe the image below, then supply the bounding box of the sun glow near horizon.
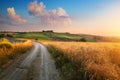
[0,0,120,36]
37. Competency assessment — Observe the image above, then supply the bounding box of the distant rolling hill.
[12,32,120,42]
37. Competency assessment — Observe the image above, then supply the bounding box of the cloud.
[7,7,27,24]
[28,1,72,27]
[28,1,46,17]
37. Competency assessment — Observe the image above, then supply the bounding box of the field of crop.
[0,38,33,67]
[44,41,120,80]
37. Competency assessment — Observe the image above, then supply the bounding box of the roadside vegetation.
[43,41,120,80]
[0,38,33,67]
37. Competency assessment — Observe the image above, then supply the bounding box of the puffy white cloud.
[49,8,68,17]
[28,1,72,27]
[7,7,26,24]
[28,1,47,17]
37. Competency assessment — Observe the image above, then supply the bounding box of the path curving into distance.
[39,44,60,80]
[0,42,60,80]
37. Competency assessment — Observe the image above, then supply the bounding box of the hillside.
[14,32,120,42]
[1,32,120,42]
[14,32,85,41]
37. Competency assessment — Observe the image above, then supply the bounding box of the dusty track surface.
[27,44,61,80]
[0,42,61,80]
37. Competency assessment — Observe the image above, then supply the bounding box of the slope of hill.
[1,32,120,42]
[14,32,85,41]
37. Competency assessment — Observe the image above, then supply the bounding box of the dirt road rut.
[0,42,61,80]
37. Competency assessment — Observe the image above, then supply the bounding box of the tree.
[80,38,86,42]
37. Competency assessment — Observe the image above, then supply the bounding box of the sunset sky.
[0,0,120,36]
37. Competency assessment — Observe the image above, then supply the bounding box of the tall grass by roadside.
[44,41,120,80]
[0,38,33,67]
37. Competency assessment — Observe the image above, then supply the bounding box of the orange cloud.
[28,1,72,27]
[7,7,26,24]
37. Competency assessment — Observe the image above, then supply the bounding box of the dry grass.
[44,41,120,80]
[0,39,33,67]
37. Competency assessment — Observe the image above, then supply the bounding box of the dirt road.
[0,42,61,80]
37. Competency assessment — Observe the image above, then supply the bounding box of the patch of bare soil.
[27,44,61,80]
[27,49,41,80]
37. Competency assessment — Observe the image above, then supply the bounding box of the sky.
[0,0,120,36]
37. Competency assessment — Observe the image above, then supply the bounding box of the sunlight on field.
[44,41,120,80]
[0,38,33,67]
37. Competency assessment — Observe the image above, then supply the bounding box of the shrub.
[7,34,15,38]
[0,40,33,67]
[0,34,5,38]
[80,38,86,42]
[0,42,13,49]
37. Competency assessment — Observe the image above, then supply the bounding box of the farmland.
[1,32,120,80]
[44,41,120,80]
[1,0,120,80]
[14,32,120,42]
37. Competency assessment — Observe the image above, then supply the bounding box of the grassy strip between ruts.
[0,38,34,68]
[47,45,85,80]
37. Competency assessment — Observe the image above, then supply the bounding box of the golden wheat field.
[44,41,120,80]
[0,38,33,67]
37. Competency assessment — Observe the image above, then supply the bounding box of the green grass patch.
[15,32,90,41]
